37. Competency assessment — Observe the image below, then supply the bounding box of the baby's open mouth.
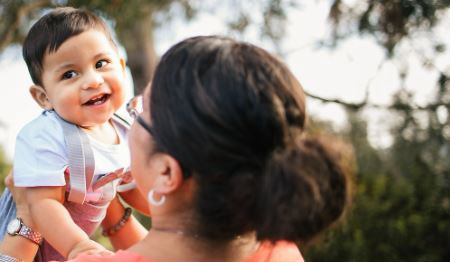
[84,94,110,106]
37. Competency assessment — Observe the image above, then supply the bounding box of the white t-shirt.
[13,110,130,192]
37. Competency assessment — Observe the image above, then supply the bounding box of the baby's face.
[40,29,126,128]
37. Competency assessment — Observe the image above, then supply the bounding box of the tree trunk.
[0,0,52,52]
[116,14,158,95]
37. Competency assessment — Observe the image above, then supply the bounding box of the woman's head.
[134,35,348,244]
[151,36,306,175]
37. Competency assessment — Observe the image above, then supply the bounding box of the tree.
[305,86,450,261]
[305,5,450,258]
[0,0,292,94]
[0,0,183,93]
[328,0,450,55]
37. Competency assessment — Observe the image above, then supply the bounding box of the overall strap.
[111,113,136,192]
[55,114,95,205]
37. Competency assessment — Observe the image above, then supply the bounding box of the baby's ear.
[29,85,53,110]
[119,57,126,73]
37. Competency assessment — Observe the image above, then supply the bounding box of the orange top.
[67,241,303,262]
[243,241,304,262]
[67,250,155,262]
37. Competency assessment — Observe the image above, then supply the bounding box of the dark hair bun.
[255,137,349,243]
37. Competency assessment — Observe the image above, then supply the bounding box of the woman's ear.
[152,154,184,195]
[29,85,53,110]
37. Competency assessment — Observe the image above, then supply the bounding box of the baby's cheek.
[113,88,126,108]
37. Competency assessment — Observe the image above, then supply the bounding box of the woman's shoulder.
[243,240,304,262]
[67,250,156,262]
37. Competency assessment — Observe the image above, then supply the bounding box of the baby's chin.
[74,114,116,130]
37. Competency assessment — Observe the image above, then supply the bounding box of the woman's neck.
[129,228,260,262]
[130,189,260,261]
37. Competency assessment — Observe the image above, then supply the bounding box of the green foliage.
[0,0,296,94]
[329,0,450,55]
[305,55,450,260]
[305,104,450,260]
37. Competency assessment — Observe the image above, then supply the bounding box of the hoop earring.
[147,189,166,206]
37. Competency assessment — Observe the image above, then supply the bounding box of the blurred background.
[0,0,449,261]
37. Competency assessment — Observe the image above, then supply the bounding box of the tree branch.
[0,0,51,52]
[305,91,447,112]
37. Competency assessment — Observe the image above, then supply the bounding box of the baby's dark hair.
[22,7,115,85]
[149,36,350,243]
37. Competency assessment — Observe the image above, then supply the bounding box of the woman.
[0,35,349,261]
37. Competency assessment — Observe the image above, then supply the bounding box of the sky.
[0,1,448,160]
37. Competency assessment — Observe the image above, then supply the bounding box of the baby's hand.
[67,239,113,259]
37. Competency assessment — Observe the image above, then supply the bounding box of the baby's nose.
[82,71,104,89]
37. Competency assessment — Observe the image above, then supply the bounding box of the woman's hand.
[0,172,40,262]
[5,172,35,228]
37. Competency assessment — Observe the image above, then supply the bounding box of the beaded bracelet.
[102,207,132,236]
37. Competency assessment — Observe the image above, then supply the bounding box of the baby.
[4,7,147,261]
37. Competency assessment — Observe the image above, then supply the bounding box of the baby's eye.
[95,59,109,69]
[62,71,77,80]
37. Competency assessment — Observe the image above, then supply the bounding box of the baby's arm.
[26,186,108,259]
[119,188,150,215]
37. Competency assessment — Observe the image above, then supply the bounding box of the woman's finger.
[4,171,13,189]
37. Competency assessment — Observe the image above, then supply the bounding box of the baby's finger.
[97,250,114,256]
[85,249,114,257]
